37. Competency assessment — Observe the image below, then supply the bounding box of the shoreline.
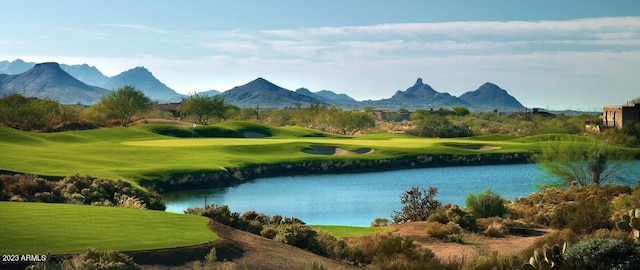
[141,152,532,193]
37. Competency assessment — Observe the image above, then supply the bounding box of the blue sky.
[2,1,640,110]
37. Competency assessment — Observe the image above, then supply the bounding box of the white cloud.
[7,17,640,110]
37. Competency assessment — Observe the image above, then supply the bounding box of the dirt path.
[392,221,545,261]
[207,221,358,270]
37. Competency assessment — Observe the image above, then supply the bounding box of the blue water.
[164,162,640,226]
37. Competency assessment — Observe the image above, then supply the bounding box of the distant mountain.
[60,64,110,87]
[459,82,525,110]
[0,62,110,104]
[0,59,34,75]
[366,78,469,109]
[198,89,220,96]
[314,89,355,102]
[103,67,184,102]
[221,78,325,108]
[295,88,358,107]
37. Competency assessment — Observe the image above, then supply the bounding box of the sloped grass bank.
[310,225,395,238]
[2,122,637,193]
[0,202,218,254]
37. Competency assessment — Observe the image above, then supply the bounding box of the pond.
[164,162,639,226]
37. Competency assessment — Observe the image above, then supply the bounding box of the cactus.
[616,208,640,241]
[517,243,567,270]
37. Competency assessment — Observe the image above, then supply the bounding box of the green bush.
[373,234,445,270]
[550,195,613,234]
[428,203,477,231]
[1,173,165,210]
[425,221,464,243]
[564,238,640,270]
[465,189,507,218]
[61,248,140,270]
[205,247,217,264]
[272,223,323,254]
[371,217,390,227]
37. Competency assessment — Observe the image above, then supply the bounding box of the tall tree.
[96,85,151,127]
[178,93,227,125]
[0,93,59,131]
[535,139,623,187]
[331,110,375,135]
[392,186,441,223]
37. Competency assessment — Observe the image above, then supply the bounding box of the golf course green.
[0,202,217,254]
[0,121,547,185]
[4,121,637,256]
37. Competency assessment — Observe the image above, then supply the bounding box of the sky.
[2,1,640,110]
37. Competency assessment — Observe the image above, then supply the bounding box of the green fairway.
[2,121,634,185]
[0,122,537,181]
[309,225,395,238]
[0,202,218,254]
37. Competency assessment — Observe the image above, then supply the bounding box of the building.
[602,103,640,129]
[370,109,411,122]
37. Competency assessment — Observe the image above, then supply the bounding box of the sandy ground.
[302,145,374,155]
[391,221,544,261]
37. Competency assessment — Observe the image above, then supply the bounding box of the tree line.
[2,88,638,146]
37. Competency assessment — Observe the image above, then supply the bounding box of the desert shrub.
[299,261,327,270]
[0,173,165,210]
[205,247,217,264]
[550,195,613,234]
[564,238,640,270]
[590,228,635,243]
[428,203,477,231]
[61,248,139,270]
[372,234,446,270]
[461,252,517,270]
[371,217,390,227]
[466,189,507,218]
[425,221,464,243]
[520,229,579,259]
[272,223,323,254]
[186,204,234,225]
[392,186,442,223]
[260,225,278,239]
[117,195,146,209]
[483,222,506,237]
[315,230,362,262]
[612,182,640,211]
[511,184,630,227]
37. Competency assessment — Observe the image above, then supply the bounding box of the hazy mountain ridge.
[1,59,527,110]
[0,59,34,75]
[295,88,359,107]
[60,63,110,87]
[366,78,470,109]
[221,78,326,108]
[104,67,185,102]
[0,62,111,104]
[459,82,525,110]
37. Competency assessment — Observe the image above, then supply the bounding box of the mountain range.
[0,59,525,110]
[0,60,185,103]
[0,62,111,104]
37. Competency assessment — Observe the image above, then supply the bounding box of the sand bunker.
[243,131,269,138]
[445,143,501,151]
[302,145,374,155]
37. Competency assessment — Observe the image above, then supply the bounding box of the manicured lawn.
[310,225,395,238]
[0,122,537,181]
[0,202,218,254]
[2,121,633,185]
